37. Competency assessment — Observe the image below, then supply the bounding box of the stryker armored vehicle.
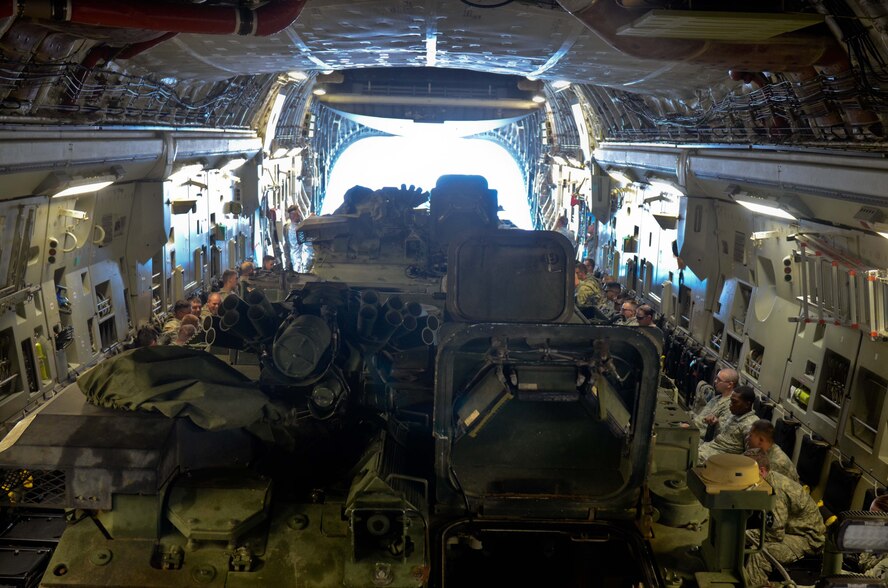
[0,175,697,587]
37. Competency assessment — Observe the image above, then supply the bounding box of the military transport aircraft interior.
[0,0,888,586]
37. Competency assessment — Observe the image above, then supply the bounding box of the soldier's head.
[603,282,621,301]
[555,215,568,229]
[744,448,771,479]
[189,296,202,316]
[206,292,223,316]
[714,368,739,397]
[135,325,158,348]
[173,299,191,320]
[575,263,588,286]
[871,494,888,513]
[239,260,254,277]
[287,204,302,224]
[635,304,655,327]
[620,300,638,321]
[263,255,276,270]
[176,324,197,344]
[729,385,756,416]
[221,269,238,291]
[181,314,199,329]
[746,419,775,451]
[583,258,595,273]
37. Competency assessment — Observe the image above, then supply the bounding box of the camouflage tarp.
[78,346,281,431]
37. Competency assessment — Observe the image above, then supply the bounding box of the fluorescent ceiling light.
[647,179,685,197]
[167,162,206,185]
[263,93,287,153]
[736,199,797,220]
[272,147,289,159]
[221,157,248,172]
[531,95,546,104]
[36,167,123,198]
[312,87,327,96]
[878,232,888,240]
[286,70,307,81]
[53,180,115,198]
[606,169,634,186]
[551,80,571,90]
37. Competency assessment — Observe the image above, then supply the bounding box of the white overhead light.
[221,156,248,172]
[37,167,123,198]
[167,162,206,185]
[878,232,888,240]
[736,199,797,221]
[646,179,685,198]
[606,169,634,186]
[751,230,780,241]
[272,147,289,159]
[53,179,115,198]
[286,70,307,81]
[263,93,287,154]
[312,87,327,96]
[532,94,546,104]
[551,80,571,90]
[286,147,304,157]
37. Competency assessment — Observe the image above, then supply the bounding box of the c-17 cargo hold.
[1,0,888,586]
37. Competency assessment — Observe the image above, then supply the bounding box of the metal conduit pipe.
[404,301,422,318]
[372,310,402,343]
[360,290,379,306]
[393,314,417,340]
[357,304,378,339]
[7,0,307,36]
[221,294,249,315]
[381,295,404,314]
[248,305,278,340]
[221,309,258,340]
[556,0,846,71]
[246,288,275,316]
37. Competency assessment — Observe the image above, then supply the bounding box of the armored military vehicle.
[0,175,678,587]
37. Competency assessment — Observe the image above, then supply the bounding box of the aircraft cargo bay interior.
[0,0,887,586]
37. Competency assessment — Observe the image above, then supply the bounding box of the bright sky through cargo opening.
[321,136,532,229]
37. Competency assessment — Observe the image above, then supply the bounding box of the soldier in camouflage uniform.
[743,450,826,587]
[691,368,738,434]
[746,419,799,482]
[597,282,621,318]
[575,264,603,309]
[616,300,639,325]
[859,495,888,581]
[697,386,758,464]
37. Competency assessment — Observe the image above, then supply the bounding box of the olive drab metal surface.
[446,230,575,324]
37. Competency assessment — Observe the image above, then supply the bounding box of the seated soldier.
[744,449,826,587]
[238,260,255,296]
[635,304,657,328]
[598,282,621,318]
[575,263,603,309]
[697,386,758,464]
[173,324,197,346]
[617,300,638,325]
[202,292,223,319]
[163,299,192,333]
[746,419,799,482]
[689,368,738,435]
[859,494,888,581]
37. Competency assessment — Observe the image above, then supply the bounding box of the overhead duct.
[5,0,307,36]
[555,0,846,71]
